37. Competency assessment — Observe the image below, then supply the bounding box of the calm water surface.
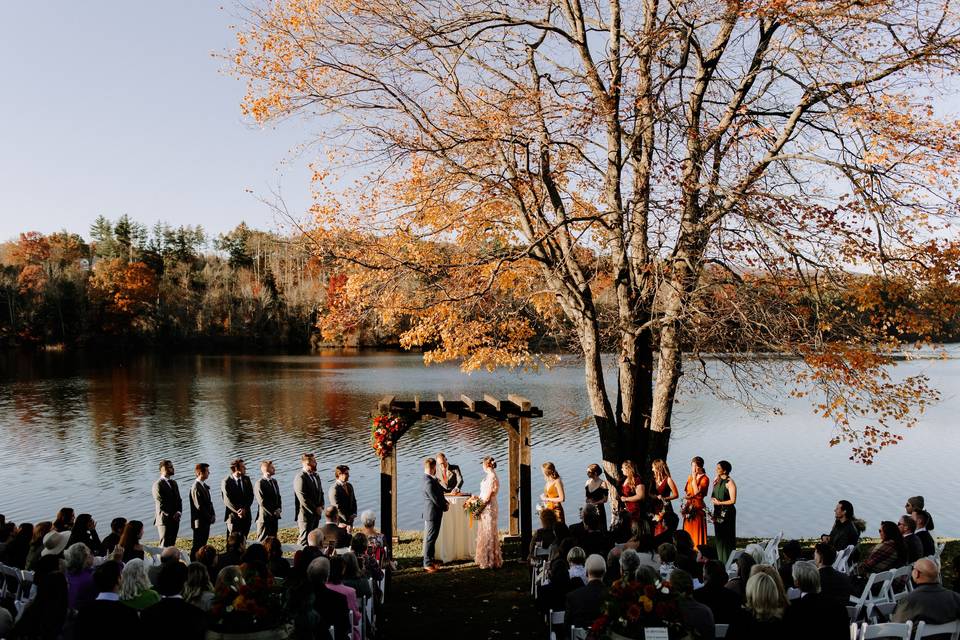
[0,349,957,538]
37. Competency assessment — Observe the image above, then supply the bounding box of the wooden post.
[504,419,521,537]
[380,447,397,554]
[510,395,533,558]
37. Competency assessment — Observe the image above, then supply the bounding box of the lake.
[0,348,956,539]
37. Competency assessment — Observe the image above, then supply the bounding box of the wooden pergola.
[375,393,543,559]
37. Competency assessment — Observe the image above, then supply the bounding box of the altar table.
[437,494,477,562]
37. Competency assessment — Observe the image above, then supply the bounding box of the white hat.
[41,531,70,556]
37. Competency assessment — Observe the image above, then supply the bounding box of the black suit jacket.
[818,566,853,608]
[783,592,850,640]
[221,475,254,521]
[256,476,282,522]
[320,523,353,549]
[75,599,141,639]
[564,580,605,631]
[294,471,324,521]
[693,582,744,624]
[904,533,924,562]
[315,585,351,640]
[141,597,206,640]
[328,481,358,523]
[190,480,216,529]
[437,464,464,492]
[152,478,183,527]
[422,474,448,522]
[916,529,935,557]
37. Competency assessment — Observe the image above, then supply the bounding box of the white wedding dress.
[475,469,503,568]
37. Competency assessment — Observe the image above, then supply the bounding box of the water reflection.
[0,350,957,538]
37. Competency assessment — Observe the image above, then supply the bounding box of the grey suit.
[328,481,358,526]
[293,471,324,546]
[152,477,183,547]
[255,476,282,541]
[892,583,960,624]
[189,479,215,558]
[422,473,448,567]
[221,474,254,538]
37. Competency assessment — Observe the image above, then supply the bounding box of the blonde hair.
[651,459,671,483]
[621,460,638,481]
[745,571,787,621]
[541,462,560,479]
[482,456,497,469]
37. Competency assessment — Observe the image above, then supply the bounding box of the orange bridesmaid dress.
[683,474,710,547]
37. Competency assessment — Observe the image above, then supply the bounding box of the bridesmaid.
[682,456,710,548]
[540,462,566,524]
[584,464,610,531]
[711,459,737,564]
[649,459,679,538]
[619,460,646,530]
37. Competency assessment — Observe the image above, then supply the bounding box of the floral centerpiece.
[209,564,286,634]
[370,413,407,458]
[589,578,690,640]
[463,496,486,517]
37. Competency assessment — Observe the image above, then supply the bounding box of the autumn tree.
[239,0,958,470]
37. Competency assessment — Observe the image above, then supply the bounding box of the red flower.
[626,603,643,623]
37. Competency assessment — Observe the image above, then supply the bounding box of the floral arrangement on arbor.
[370,413,407,458]
[589,578,688,640]
[209,565,285,632]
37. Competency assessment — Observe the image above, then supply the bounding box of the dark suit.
[916,529,935,557]
[693,582,744,624]
[892,583,960,624]
[75,598,141,639]
[315,585,352,640]
[564,580,605,632]
[221,474,254,538]
[294,471,324,546]
[152,477,183,547]
[783,592,850,640]
[818,566,854,608]
[189,479,215,559]
[140,596,206,640]
[437,463,464,493]
[904,533,924,562]
[319,522,352,549]
[328,481,358,525]
[255,476,282,541]
[422,473,448,567]
[678,596,715,640]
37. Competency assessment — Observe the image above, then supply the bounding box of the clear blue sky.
[0,2,314,243]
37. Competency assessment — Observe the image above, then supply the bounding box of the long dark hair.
[880,521,907,564]
[836,500,854,523]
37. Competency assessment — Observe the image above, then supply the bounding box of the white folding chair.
[858,621,912,640]
[328,625,335,640]
[851,622,860,640]
[835,545,856,573]
[0,564,20,599]
[850,570,895,621]
[570,627,589,640]
[763,531,783,567]
[933,541,946,563]
[915,620,960,640]
[547,610,564,640]
[725,549,744,577]
[715,623,729,638]
[363,594,375,640]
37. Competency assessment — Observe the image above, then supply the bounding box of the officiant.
[436,452,464,494]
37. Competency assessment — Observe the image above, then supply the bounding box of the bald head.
[307,528,323,548]
[913,558,939,584]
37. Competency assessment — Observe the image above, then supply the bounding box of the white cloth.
[437,495,477,562]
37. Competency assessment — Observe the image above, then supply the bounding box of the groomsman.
[222,458,254,538]
[328,465,358,527]
[255,460,282,541]
[422,457,448,572]
[294,453,324,547]
[190,463,216,559]
[152,460,182,547]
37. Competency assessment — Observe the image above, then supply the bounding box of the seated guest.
[619,548,642,582]
[671,569,715,640]
[899,515,924,562]
[67,513,103,556]
[694,560,743,623]
[319,506,353,549]
[40,529,70,561]
[725,552,756,602]
[783,561,849,640]
[577,506,613,559]
[342,552,373,599]
[778,540,802,590]
[65,542,97,610]
[357,511,388,567]
[915,510,936,557]
[814,542,853,607]
[101,517,126,555]
[9,556,69,639]
[626,534,661,571]
[673,530,699,579]
[727,572,788,640]
[120,558,161,610]
[119,520,145,562]
[744,543,766,565]
[892,558,960,624]
[53,507,75,533]
[217,532,246,572]
[327,555,361,640]
[565,554,607,634]
[307,557,351,640]
[2,522,33,569]
[74,560,140,639]
[604,547,622,586]
[822,500,863,552]
[852,521,906,582]
[24,521,53,570]
[195,544,219,584]
[183,562,215,611]
[148,546,182,586]
[529,508,558,561]
[567,546,587,588]
[697,544,718,564]
[658,542,678,581]
[141,561,206,640]
[263,536,290,580]
[350,532,384,583]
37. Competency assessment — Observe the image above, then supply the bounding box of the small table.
[437,494,477,562]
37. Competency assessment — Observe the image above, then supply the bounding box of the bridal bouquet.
[463,496,486,517]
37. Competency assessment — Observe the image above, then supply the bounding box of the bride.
[475,456,503,569]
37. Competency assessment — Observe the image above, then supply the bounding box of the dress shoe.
[425,564,439,573]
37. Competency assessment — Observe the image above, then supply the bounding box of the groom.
[422,457,449,573]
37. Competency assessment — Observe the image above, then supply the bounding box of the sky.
[0,2,315,243]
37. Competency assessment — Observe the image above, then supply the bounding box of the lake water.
[0,349,957,539]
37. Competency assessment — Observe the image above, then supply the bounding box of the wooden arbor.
[375,393,542,558]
